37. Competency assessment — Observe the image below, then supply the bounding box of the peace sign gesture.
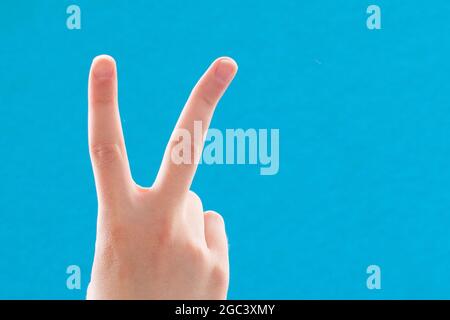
[87,55,238,299]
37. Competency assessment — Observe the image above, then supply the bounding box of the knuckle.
[188,191,203,207]
[210,264,229,288]
[91,94,115,106]
[186,242,209,265]
[154,217,178,247]
[90,143,123,168]
[95,223,128,260]
[90,80,116,104]
[199,92,216,109]
[191,83,218,109]
[102,221,128,244]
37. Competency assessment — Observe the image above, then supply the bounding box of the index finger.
[154,57,238,196]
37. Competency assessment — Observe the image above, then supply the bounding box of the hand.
[86,55,238,299]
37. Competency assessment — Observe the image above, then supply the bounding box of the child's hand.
[86,55,238,299]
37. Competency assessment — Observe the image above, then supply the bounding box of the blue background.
[1,0,450,299]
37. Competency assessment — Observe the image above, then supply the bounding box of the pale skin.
[86,55,238,299]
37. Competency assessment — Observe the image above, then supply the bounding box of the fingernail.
[92,55,115,79]
[215,58,237,82]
